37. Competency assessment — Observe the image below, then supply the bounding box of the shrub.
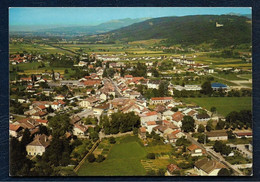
[147,153,156,159]
[109,137,116,144]
[96,155,105,163]
[87,153,96,163]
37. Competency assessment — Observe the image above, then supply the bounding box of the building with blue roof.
[211,83,228,91]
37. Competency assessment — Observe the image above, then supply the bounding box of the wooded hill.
[101,15,251,48]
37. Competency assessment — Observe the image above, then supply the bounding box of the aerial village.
[9,51,252,176]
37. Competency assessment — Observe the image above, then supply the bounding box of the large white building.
[26,134,50,156]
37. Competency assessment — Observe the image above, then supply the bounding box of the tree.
[218,168,231,176]
[181,116,195,132]
[96,155,105,163]
[227,130,236,139]
[147,153,156,159]
[158,81,169,97]
[206,120,213,132]
[87,153,96,163]
[21,128,32,147]
[176,136,191,146]
[197,134,209,144]
[109,137,116,144]
[197,124,205,133]
[157,168,165,176]
[48,114,72,138]
[213,141,231,156]
[215,120,225,130]
[210,106,216,116]
[133,128,138,135]
[171,107,178,112]
[146,170,156,176]
[64,69,68,74]
[201,81,213,95]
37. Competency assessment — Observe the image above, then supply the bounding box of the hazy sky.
[10,7,251,27]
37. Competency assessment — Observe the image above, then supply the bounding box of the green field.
[238,74,252,80]
[182,97,252,116]
[9,43,73,55]
[77,135,147,176]
[214,73,248,80]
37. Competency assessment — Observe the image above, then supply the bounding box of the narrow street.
[108,77,123,98]
[185,133,244,176]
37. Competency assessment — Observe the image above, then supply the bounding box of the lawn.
[77,135,147,176]
[182,97,252,116]
[214,73,248,81]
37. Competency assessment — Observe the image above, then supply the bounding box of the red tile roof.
[140,127,146,133]
[145,111,158,117]
[234,132,252,137]
[83,79,101,86]
[187,144,200,151]
[167,164,180,173]
[9,124,21,131]
[147,121,157,126]
[172,111,184,122]
[35,119,48,124]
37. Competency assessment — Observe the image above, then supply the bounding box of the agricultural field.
[181,97,252,116]
[193,54,251,69]
[238,74,252,80]
[77,135,147,176]
[213,73,249,81]
[77,135,174,176]
[9,42,73,55]
[9,61,76,81]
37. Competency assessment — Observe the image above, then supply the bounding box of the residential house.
[187,144,204,157]
[26,134,50,156]
[167,130,185,144]
[162,110,174,121]
[196,113,211,122]
[73,124,88,138]
[150,97,173,105]
[140,111,160,125]
[206,130,228,141]
[9,124,23,137]
[233,131,252,139]
[166,164,181,176]
[145,121,158,134]
[147,80,161,89]
[172,111,184,128]
[194,158,226,176]
[138,127,147,140]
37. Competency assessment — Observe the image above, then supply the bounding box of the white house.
[206,130,228,141]
[140,111,160,125]
[73,124,88,137]
[26,134,50,156]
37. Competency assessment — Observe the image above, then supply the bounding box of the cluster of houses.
[9,51,252,176]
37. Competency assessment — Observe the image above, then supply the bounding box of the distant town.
[9,10,252,177]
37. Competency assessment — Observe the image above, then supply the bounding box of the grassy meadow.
[77,135,175,176]
[77,135,147,176]
[181,97,252,116]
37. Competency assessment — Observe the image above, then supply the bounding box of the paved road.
[109,77,123,97]
[185,133,244,176]
[99,131,133,140]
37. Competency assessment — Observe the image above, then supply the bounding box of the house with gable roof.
[26,134,51,156]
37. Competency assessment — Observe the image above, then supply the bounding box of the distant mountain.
[226,13,252,19]
[99,15,251,47]
[10,18,150,36]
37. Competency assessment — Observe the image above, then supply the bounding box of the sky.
[9,7,251,28]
